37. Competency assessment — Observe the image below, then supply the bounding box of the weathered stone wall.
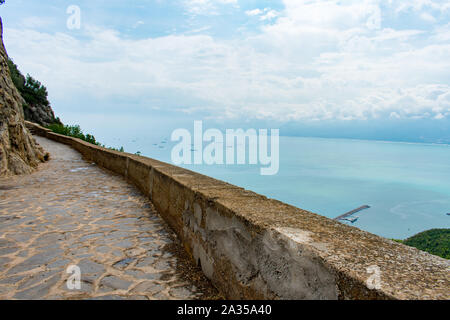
[27,121,450,300]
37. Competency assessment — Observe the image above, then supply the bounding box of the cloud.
[420,12,437,22]
[395,0,450,14]
[3,0,450,123]
[260,9,279,21]
[245,9,263,17]
[246,8,280,21]
[183,0,239,16]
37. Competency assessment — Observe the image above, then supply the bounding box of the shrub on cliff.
[7,59,50,106]
[7,58,61,125]
[22,74,50,107]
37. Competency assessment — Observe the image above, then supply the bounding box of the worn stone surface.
[0,17,47,177]
[0,136,218,300]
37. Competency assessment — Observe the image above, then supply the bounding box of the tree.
[7,58,50,107]
[22,74,50,107]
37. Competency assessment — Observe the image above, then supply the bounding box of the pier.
[334,205,371,221]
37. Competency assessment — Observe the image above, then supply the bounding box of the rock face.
[0,17,46,176]
[23,101,60,127]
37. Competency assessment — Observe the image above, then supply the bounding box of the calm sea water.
[103,134,450,240]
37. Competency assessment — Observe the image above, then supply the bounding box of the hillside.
[400,229,450,259]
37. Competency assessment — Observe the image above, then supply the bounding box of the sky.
[1,0,450,143]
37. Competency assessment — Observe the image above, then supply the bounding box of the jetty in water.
[334,205,371,222]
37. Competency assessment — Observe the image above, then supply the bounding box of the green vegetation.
[46,124,124,153]
[8,58,50,107]
[7,57,61,124]
[22,74,50,107]
[112,146,125,153]
[395,229,450,259]
[8,59,26,93]
[47,124,99,145]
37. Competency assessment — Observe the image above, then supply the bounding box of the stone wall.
[26,121,450,300]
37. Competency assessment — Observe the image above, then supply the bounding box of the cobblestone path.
[0,136,218,300]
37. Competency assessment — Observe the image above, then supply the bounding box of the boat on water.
[342,217,359,224]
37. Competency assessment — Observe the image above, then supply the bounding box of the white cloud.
[183,0,238,16]
[245,9,262,17]
[246,8,280,21]
[3,0,450,122]
[395,0,450,14]
[260,9,279,21]
[420,12,437,22]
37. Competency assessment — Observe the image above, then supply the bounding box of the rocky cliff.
[0,17,47,176]
[23,99,60,127]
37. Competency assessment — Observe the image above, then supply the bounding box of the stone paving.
[0,136,219,300]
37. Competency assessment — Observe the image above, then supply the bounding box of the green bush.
[399,229,450,259]
[22,74,50,107]
[47,124,99,145]
[7,58,50,107]
[7,58,59,124]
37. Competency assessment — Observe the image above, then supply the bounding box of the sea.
[99,133,450,240]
